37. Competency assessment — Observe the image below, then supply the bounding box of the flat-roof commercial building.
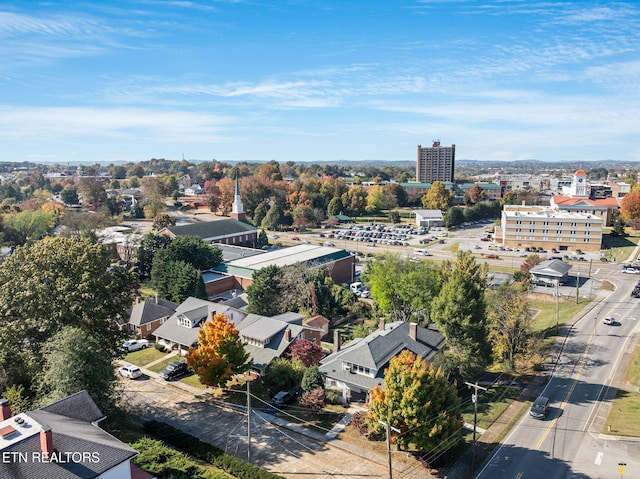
[500,205,603,253]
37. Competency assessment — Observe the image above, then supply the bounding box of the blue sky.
[1,1,639,165]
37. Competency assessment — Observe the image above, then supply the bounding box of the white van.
[414,248,432,256]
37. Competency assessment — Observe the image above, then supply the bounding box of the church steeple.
[230,172,246,221]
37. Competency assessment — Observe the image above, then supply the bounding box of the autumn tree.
[421,181,452,211]
[362,254,441,323]
[287,339,323,367]
[431,251,491,378]
[217,177,235,216]
[341,185,368,217]
[486,282,538,371]
[620,189,640,228]
[368,350,462,451]
[186,312,251,387]
[466,184,485,204]
[365,185,397,213]
[204,180,221,213]
[300,387,326,414]
[152,213,176,230]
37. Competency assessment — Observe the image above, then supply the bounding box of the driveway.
[118,375,433,479]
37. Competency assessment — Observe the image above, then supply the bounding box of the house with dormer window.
[319,320,445,404]
[237,312,322,375]
[153,297,246,352]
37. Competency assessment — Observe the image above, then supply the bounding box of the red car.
[480,237,490,242]
[291,236,300,241]
[486,254,500,259]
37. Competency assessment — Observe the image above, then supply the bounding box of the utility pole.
[465,381,487,471]
[247,380,252,464]
[576,269,580,304]
[378,420,401,479]
[556,279,560,336]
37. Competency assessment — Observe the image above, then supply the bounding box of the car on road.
[120,339,149,353]
[603,316,615,325]
[159,359,189,380]
[486,254,500,259]
[119,365,142,379]
[291,236,300,241]
[622,266,640,274]
[325,241,335,247]
[530,396,550,420]
[272,390,295,406]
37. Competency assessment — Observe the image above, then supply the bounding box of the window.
[146,323,151,331]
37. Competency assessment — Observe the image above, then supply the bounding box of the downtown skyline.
[1,0,639,165]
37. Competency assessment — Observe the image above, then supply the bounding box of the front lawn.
[605,344,640,436]
[124,347,168,367]
[461,385,522,431]
[148,357,178,373]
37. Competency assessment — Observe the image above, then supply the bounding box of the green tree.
[368,350,462,451]
[60,187,80,205]
[256,228,269,248]
[158,236,223,271]
[261,202,285,230]
[154,260,206,303]
[362,254,441,323]
[263,357,305,392]
[301,365,324,392]
[0,236,135,391]
[612,217,626,236]
[327,197,343,217]
[388,210,401,224]
[431,251,490,378]
[2,210,55,245]
[135,233,172,280]
[186,312,251,387]
[443,206,465,228]
[341,186,368,217]
[37,326,116,411]
[246,265,284,316]
[486,283,535,370]
[421,181,452,211]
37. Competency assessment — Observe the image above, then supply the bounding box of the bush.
[144,420,285,479]
[325,389,340,405]
[351,411,369,435]
[131,437,226,479]
[155,343,168,353]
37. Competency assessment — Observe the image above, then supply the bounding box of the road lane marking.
[595,452,603,465]
[534,328,595,450]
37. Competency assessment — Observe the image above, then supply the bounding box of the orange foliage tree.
[620,189,640,229]
[186,312,251,386]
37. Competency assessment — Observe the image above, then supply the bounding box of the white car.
[603,316,615,325]
[119,365,142,379]
[622,267,640,274]
[121,339,149,352]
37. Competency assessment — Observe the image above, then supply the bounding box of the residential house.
[237,312,322,375]
[319,320,445,404]
[0,390,142,479]
[153,297,247,352]
[123,296,178,339]
[304,315,330,339]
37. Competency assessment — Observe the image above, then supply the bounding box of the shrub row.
[131,437,227,479]
[144,420,286,479]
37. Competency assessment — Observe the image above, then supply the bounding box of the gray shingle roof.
[319,322,445,392]
[162,219,257,240]
[0,391,137,479]
[530,259,572,278]
[127,299,177,327]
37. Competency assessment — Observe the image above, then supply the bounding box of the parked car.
[159,360,189,380]
[360,288,371,298]
[119,365,142,379]
[120,339,149,353]
[603,316,615,325]
[272,390,295,406]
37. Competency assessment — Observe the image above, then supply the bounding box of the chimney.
[40,425,53,458]
[0,398,11,420]
[409,322,417,341]
[284,329,292,342]
[333,330,341,352]
[155,294,159,304]
[379,318,386,331]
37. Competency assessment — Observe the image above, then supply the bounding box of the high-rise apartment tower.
[416,141,455,182]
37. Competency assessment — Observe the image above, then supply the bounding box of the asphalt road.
[119,375,431,479]
[474,275,640,479]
